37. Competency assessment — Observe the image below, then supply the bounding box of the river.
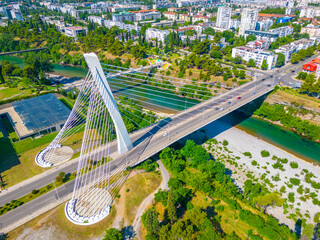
[2,55,320,163]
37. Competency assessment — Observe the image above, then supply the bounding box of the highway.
[0,77,275,232]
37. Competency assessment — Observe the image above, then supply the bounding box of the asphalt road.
[0,76,274,232]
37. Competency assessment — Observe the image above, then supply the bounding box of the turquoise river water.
[1,55,320,163]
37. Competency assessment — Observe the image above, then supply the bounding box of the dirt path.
[130,160,170,240]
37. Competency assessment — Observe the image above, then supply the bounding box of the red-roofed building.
[302,58,320,76]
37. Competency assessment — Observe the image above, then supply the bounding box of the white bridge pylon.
[62,53,135,225]
[35,53,133,168]
[84,53,133,154]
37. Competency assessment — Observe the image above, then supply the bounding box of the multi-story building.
[112,11,135,22]
[65,26,88,38]
[151,20,184,28]
[88,16,104,25]
[216,6,232,30]
[193,15,210,23]
[231,46,278,70]
[300,7,320,18]
[275,45,297,62]
[239,8,258,36]
[179,14,191,22]
[146,28,170,43]
[163,12,178,21]
[244,30,279,43]
[2,6,24,21]
[294,38,315,51]
[130,9,161,21]
[246,40,269,50]
[274,38,315,62]
[104,20,141,33]
[229,19,240,29]
[256,19,273,31]
[301,24,320,37]
[269,26,293,38]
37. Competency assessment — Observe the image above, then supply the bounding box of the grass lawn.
[0,128,84,187]
[0,86,32,100]
[124,171,162,224]
[8,201,117,240]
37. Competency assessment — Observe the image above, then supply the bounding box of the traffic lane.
[0,80,267,206]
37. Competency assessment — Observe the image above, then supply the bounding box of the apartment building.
[231,46,278,70]
[146,28,170,43]
[239,8,258,36]
[112,11,135,22]
[104,20,141,33]
[301,24,320,37]
[163,12,178,21]
[216,6,232,30]
[130,9,161,21]
[269,26,293,38]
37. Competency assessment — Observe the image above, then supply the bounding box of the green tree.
[141,207,160,239]
[276,53,285,67]
[0,65,4,83]
[261,59,268,70]
[167,188,177,223]
[247,59,256,67]
[103,228,123,240]
[239,70,246,79]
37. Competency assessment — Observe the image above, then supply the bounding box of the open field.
[124,171,162,224]
[7,171,161,239]
[7,202,117,240]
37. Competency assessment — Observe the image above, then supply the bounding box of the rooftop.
[12,93,71,131]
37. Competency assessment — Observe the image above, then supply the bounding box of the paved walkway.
[130,160,170,240]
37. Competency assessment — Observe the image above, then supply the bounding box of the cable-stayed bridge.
[34,53,275,225]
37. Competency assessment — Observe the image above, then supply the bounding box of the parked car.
[163,132,169,136]
[237,97,241,100]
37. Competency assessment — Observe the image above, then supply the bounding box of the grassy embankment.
[7,171,161,239]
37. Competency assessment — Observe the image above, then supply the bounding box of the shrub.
[31,189,39,195]
[314,212,320,223]
[251,160,258,166]
[222,140,229,146]
[280,186,286,193]
[290,162,298,169]
[290,178,300,186]
[243,152,252,158]
[260,150,270,158]
[288,192,295,203]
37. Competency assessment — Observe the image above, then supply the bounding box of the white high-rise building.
[239,8,258,36]
[216,6,232,30]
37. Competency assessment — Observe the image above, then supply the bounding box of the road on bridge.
[0,77,275,233]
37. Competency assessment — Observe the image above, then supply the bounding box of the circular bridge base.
[65,199,111,225]
[35,145,73,168]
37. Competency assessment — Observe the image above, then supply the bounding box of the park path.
[130,160,170,240]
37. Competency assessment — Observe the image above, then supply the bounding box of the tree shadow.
[0,233,8,240]
[295,219,302,238]
[176,94,268,147]
[0,137,20,174]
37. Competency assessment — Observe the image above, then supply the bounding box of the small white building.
[65,26,87,38]
[88,15,104,25]
[231,46,278,70]
[163,12,178,21]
